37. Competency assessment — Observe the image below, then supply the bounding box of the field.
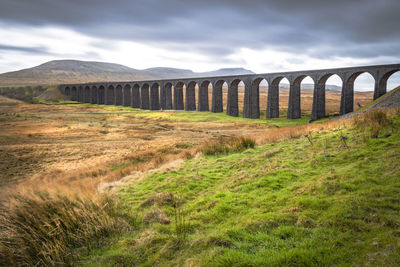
[0,89,373,188]
[82,108,400,266]
[1,88,398,266]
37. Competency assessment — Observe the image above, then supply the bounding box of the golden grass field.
[0,96,266,190]
[0,89,373,190]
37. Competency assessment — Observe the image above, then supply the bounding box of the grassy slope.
[80,111,400,266]
[356,86,400,113]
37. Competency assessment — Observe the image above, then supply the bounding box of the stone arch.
[341,71,375,115]
[140,84,150,109]
[131,84,140,108]
[161,82,173,110]
[288,75,315,119]
[174,81,184,110]
[198,80,210,111]
[123,84,131,106]
[352,72,375,112]
[65,87,71,98]
[377,69,400,99]
[98,85,105,104]
[312,73,342,120]
[84,86,91,103]
[212,80,226,113]
[185,81,196,111]
[150,83,160,110]
[106,85,115,105]
[115,85,123,105]
[227,79,243,117]
[91,86,97,104]
[71,87,77,101]
[78,86,85,102]
[267,76,288,118]
[250,77,267,119]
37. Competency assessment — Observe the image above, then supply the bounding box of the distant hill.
[0,60,254,87]
[0,60,344,91]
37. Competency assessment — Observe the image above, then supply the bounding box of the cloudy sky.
[0,0,399,90]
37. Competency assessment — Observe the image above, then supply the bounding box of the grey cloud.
[0,43,101,61]
[0,0,399,62]
[0,44,50,54]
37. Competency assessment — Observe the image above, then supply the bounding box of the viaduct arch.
[60,64,400,120]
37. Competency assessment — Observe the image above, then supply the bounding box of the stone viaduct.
[60,64,400,120]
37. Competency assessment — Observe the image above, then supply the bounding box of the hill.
[0,60,346,91]
[0,60,254,87]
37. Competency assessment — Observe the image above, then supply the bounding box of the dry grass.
[251,108,399,146]
[0,95,255,188]
[249,119,349,145]
[0,184,128,266]
[201,136,255,155]
[353,108,398,138]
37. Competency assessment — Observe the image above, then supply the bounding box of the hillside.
[368,85,400,109]
[0,60,254,87]
[80,108,400,266]
[340,86,400,119]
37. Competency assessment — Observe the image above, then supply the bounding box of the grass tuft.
[0,190,128,266]
[201,136,255,155]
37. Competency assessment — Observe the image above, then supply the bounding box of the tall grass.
[201,136,255,155]
[0,142,199,265]
[353,109,395,138]
[0,188,128,266]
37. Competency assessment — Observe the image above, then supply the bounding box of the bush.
[0,190,128,266]
[201,136,255,155]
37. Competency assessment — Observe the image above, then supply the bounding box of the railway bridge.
[60,64,400,120]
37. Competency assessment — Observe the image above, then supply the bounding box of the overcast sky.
[0,0,399,90]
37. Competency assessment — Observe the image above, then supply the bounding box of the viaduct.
[60,64,400,120]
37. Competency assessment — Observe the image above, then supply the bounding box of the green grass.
[68,102,311,127]
[126,110,311,126]
[78,111,400,266]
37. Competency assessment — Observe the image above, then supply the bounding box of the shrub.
[0,190,128,266]
[201,136,255,155]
